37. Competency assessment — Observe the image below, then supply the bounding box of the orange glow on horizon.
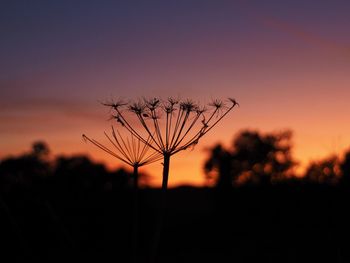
[2,1,350,187]
[3,117,349,188]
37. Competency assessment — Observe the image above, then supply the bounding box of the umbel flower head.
[104,97,239,156]
[86,96,238,262]
[104,96,238,261]
[82,126,162,168]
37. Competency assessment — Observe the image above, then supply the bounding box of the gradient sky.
[1,0,350,186]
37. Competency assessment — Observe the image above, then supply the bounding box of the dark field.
[2,185,349,262]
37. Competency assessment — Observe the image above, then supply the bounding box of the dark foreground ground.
[1,185,350,262]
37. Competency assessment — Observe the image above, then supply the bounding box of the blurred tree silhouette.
[204,130,296,187]
[0,141,51,193]
[340,149,350,185]
[0,141,134,195]
[54,155,107,192]
[304,156,341,185]
[32,141,50,159]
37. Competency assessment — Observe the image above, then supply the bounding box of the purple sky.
[1,1,350,186]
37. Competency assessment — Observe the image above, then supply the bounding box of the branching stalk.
[99,97,238,263]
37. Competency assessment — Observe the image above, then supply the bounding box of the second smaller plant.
[83,126,161,263]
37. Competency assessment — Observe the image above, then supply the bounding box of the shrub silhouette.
[0,141,132,195]
[304,156,341,185]
[204,130,295,187]
[340,149,350,186]
[0,141,51,193]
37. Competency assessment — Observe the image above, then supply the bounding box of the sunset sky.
[1,1,350,186]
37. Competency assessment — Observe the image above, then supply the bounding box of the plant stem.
[132,165,139,263]
[151,153,170,263]
[162,153,170,197]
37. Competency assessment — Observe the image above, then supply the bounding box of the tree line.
[204,129,350,188]
[1,129,350,193]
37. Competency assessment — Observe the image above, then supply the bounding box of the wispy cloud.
[0,96,107,136]
[260,15,350,57]
[0,97,104,120]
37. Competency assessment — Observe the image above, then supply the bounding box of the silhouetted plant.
[106,97,238,186]
[104,97,238,261]
[83,126,162,175]
[83,126,162,262]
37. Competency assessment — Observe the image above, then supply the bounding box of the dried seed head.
[180,99,198,112]
[228,98,239,107]
[99,96,238,156]
[163,98,178,114]
[167,97,179,106]
[145,97,161,110]
[82,128,162,168]
[103,99,128,110]
[163,104,175,114]
[129,101,145,115]
[209,99,225,109]
[196,106,207,115]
